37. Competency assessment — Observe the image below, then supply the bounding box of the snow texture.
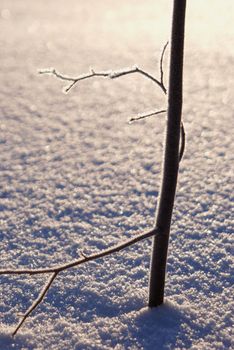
[0,0,233,349]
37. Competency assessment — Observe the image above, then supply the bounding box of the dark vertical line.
[148,0,186,307]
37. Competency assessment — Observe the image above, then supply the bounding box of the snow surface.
[0,0,233,349]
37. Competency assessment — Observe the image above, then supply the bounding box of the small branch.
[12,272,58,337]
[179,122,185,162]
[0,228,158,276]
[159,42,169,91]
[80,250,88,259]
[129,109,167,123]
[39,66,166,94]
[110,66,167,94]
[128,110,185,163]
[1,227,158,335]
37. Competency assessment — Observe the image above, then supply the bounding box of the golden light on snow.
[0,0,233,347]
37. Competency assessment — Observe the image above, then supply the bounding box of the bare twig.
[179,122,185,162]
[129,109,167,123]
[159,42,169,90]
[127,42,185,162]
[39,65,166,94]
[129,111,185,162]
[1,227,158,335]
[12,272,58,336]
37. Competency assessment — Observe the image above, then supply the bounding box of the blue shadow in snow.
[122,301,210,350]
[0,333,34,350]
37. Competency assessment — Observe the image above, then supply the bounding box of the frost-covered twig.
[12,272,58,336]
[39,65,167,94]
[1,227,158,335]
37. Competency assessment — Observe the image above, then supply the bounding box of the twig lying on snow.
[1,227,158,336]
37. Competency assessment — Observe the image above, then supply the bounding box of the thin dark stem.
[149,0,186,307]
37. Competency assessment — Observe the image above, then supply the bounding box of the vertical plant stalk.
[149,0,187,307]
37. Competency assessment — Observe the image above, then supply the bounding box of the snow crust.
[0,0,233,349]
